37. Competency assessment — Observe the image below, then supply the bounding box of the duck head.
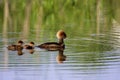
[56,30,67,44]
[24,41,35,49]
[29,42,35,47]
[17,40,24,45]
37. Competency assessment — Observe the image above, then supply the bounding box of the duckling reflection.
[28,49,34,54]
[17,45,24,55]
[17,50,23,56]
[56,50,66,64]
[7,40,24,51]
[24,42,35,54]
[37,30,67,49]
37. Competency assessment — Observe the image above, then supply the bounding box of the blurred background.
[0,0,120,42]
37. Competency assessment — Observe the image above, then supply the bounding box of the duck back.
[38,42,65,48]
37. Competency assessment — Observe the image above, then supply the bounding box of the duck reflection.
[56,49,66,64]
[17,50,23,56]
[16,45,24,56]
[41,46,66,64]
[27,49,35,54]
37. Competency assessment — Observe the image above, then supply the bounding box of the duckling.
[24,42,35,49]
[24,42,35,54]
[7,40,24,51]
[37,30,67,50]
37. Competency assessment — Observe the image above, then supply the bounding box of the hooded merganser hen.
[7,40,24,51]
[37,30,67,50]
[24,42,35,49]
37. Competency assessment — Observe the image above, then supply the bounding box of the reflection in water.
[112,19,120,48]
[28,49,35,54]
[17,50,23,56]
[22,1,32,40]
[56,50,66,64]
[2,0,9,68]
[9,48,35,55]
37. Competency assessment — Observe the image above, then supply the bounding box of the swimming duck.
[37,30,67,50]
[7,40,24,51]
[24,42,35,49]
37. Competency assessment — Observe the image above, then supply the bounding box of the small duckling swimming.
[24,42,35,54]
[24,42,35,49]
[37,30,67,50]
[7,40,24,51]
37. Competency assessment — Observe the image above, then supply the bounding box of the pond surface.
[0,23,120,80]
[0,0,120,80]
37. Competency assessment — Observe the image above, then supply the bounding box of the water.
[0,24,120,80]
[0,0,120,80]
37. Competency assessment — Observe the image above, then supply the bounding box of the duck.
[24,42,35,49]
[7,40,24,51]
[37,30,67,50]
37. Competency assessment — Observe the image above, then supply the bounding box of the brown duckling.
[24,42,35,49]
[7,40,24,51]
[37,30,67,50]
[24,42,35,54]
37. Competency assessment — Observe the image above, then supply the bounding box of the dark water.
[0,0,120,80]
